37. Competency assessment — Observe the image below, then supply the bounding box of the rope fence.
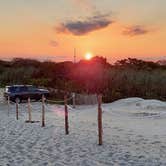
[3,94,103,145]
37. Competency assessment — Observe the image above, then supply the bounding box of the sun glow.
[85,52,93,60]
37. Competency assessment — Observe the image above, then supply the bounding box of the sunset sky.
[0,0,165,63]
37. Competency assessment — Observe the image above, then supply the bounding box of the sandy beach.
[0,97,166,165]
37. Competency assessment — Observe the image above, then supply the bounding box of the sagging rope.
[46,95,74,104]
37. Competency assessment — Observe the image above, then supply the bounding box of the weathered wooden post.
[98,94,103,145]
[7,96,10,116]
[72,92,76,108]
[64,94,69,134]
[41,95,45,127]
[16,100,19,120]
[28,98,32,122]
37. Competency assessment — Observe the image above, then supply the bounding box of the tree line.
[0,57,166,102]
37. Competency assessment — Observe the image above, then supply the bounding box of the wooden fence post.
[72,92,76,108]
[7,96,10,116]
[16,100,19,120]
[98,94,103,145]
[28,98,32,122]
[42,95,45,127]
[64,95,69,134]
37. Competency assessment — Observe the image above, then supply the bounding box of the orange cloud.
[122,25,150,36]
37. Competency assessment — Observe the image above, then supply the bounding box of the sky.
[0,0,166,63]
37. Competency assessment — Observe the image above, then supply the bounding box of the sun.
[85,52,93,60]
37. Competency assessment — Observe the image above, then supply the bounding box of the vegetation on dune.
[0,57,166,102]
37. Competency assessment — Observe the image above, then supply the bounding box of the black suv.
[4,85,49,103]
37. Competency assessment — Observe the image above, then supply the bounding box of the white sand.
[0,97,166,165]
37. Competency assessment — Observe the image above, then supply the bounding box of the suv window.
[27,86,37,92]
[19,86,28,92]
[7,87,16,92]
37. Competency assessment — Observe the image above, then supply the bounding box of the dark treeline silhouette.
[0,57,166,102]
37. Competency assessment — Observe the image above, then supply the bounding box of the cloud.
[49,40,58,47]
[123,25,149,36]
[55,13,114,36]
